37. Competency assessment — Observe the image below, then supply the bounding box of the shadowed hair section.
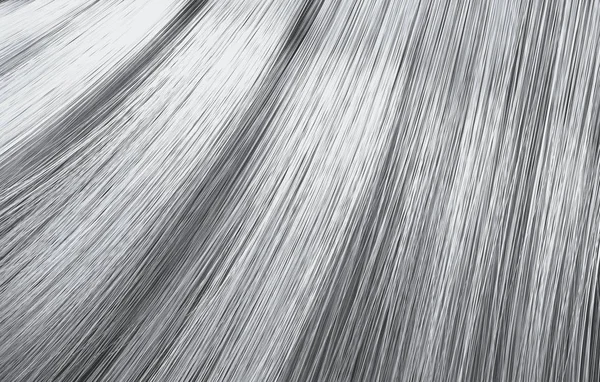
[0,0,599,381]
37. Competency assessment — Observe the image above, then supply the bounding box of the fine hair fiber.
[0,0,599,381]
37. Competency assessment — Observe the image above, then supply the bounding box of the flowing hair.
[0,0,598,380]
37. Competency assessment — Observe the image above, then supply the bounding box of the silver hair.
[0,0,598,380]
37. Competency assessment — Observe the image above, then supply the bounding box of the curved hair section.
[0,0,598,381]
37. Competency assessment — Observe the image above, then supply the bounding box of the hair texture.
[0,0,599,381]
